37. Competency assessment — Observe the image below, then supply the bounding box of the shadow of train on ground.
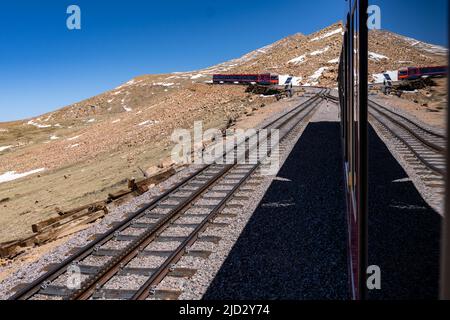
[203,123,441,300]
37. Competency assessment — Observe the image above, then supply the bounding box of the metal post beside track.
[339,0,369,300]
[441,3,450,300]
[358,0,368,301]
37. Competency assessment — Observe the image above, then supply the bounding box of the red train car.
[398,65,447,80]
[213,73,279,85]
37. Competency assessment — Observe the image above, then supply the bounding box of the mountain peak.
[2,22,446,125]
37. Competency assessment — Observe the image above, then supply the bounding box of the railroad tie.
[91,289,181,300]
[91,248,212,259]
[38,285,73,297]
[129,267,195,278]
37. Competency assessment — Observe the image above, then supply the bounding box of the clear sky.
[0,0,447,122]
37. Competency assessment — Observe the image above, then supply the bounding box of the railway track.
[9,90,326,300]
[368,99,446,177]
[326,93,445,178]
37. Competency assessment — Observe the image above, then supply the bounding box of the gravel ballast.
[0,92,321,300]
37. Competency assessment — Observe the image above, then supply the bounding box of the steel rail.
[69,164,234,300]
[369,99,446,140]
[369,107,445,176]
[369,100,445,153]
[8,166,210,300]
[132,92,324,300]
[68,90,324,300]
[328,91,445,175]
[10,91,323,300]
[71,92,323,300]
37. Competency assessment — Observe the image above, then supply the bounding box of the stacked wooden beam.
[0,167,177,259]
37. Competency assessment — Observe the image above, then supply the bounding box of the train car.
[340,0,450,300]
[339,0,369,300]
[212,73,278,85]
[398,65,448,80]
[270,74,279,85]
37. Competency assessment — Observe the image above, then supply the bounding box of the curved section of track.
[325,92,445,176]
[368,100,445,176]
[369,100,445,153]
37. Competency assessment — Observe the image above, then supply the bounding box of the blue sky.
[0,0,447,121]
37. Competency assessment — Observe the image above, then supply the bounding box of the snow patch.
[166,75,183,80]
[310,28,343,42]
[278,75,303,86]
[310,46,330,56]
[201,42,275,74]
[369,52,388,61]
[398,35,448,55]
[138,120,159,126]
[0,145,13,152]
[287,54,306,64]
[27,120,51,128]
[306,67,329,85]
[112,119,121,124]
[87,119,96,123]
[138,120,151,126]
[123,105,133,112]
[67,135,81,141]
[153,82,175,87]
[190,74,205,80]
[371,70,398,83]
[50,135,59,140]
[328,58,339,64]
[0,168,46,184]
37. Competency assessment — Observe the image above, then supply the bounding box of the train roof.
[399,65,448,70]
[212,73,277,76]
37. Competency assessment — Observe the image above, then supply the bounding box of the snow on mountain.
[310,46,330,56]
[396,35,448,56]
[6,21,448,125]
[310,27,343,42]
[369,52,389,61]
[288,54,306,65]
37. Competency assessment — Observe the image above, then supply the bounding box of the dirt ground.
[0,83,275,241]
[0,91,304,274]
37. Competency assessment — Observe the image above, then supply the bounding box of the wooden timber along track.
[9,90,328,300]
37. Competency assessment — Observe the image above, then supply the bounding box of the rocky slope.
[1,21,447,174]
